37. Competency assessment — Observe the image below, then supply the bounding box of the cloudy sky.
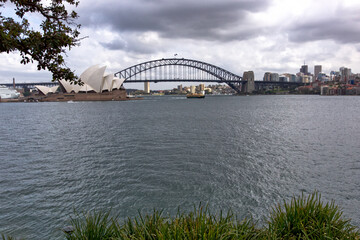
[1,0,360,89]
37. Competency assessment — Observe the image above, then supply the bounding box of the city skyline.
[1,0,360,90]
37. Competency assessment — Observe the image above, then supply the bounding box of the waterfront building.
[321,85,329,95]
[199,84,205,91]
[330,71,340,81]
[190,85,196,93]
[58,65,125,93]
[204,87,212,94]
[177,84,183,91]
[340,67,351,82]
[317,72,330,82]
[302,75,309,83]
[279,75,289,82]
[282,73,296,82]
[30,65,128,102]
[0,85,20,99]
[263,72,271,81]
[314,65,322,80]
[262,72,279,82]
[270,73,279,82]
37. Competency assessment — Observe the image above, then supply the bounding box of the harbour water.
[0,95,359,239]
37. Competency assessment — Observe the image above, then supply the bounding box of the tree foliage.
[0,0,81,84]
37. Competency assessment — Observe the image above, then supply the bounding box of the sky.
[1,0,360,90]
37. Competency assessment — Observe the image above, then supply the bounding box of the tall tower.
[300,64,308,75]
[314,65,322,80]
[144,81,150,94]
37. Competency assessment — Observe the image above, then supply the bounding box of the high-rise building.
[199,84,205,91]
[270,73,279,82]
[263,72,271,81]
[190,85,196,93]
[283,73,296,82]
[340,67,351,82]
[300,64,309,75]
[144,81,150,94]
[314,65,322,80]
[178,84,183,91]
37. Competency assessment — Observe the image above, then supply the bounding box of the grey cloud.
[100,37,159,54]
[101,39,127,51]
[288,8,360,44]
[79,0,270,41]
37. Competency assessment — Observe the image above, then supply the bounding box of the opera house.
[34,65,127,101]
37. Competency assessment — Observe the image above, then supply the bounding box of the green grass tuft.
[64,192,359,239]
[64,205,261,240]
[64,210,115,240]
[3,191,360,239]
[267,191,359,239]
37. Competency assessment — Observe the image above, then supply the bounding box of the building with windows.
[300,64,309,75]
[340,67,351,82]
[314,65,322,80]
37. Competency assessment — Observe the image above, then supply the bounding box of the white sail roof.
[112,77,124,90]
[79,84,96,92]
[35,85,58,95]
[102,73,113,92]
[50,86,59,93]
[59,79,73,93]
[80,65,106,93]
[57,65,124,94]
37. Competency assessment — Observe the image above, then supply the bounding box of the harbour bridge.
[115,58,303,93]
[2,58,303,93]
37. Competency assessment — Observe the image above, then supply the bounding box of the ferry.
[186,93,205,98]
[0,85,20,99]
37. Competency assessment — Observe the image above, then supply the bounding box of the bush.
[65,205,261,240]
[267,192,359,239]
[3,192,360,239]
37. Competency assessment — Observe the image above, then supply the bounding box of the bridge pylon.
[241,71,255,93]
[144,81,150,94]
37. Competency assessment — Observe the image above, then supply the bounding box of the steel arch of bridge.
[114,58,244,92]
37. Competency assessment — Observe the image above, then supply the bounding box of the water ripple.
[0,95,359,239]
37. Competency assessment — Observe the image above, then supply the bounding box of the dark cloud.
[101,39,127,51]
[79,0,270,42]
[100,38,158,54]
[287,8,360,44]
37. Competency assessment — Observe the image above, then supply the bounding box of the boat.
[186,93,205,98]
[0,85,20,99]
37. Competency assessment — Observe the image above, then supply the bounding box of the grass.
[65,205,262,240]
[2,192,359,239]
[63,192,359,240]
[267,192,359,239]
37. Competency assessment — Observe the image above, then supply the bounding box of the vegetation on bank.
[2,192,359,239]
